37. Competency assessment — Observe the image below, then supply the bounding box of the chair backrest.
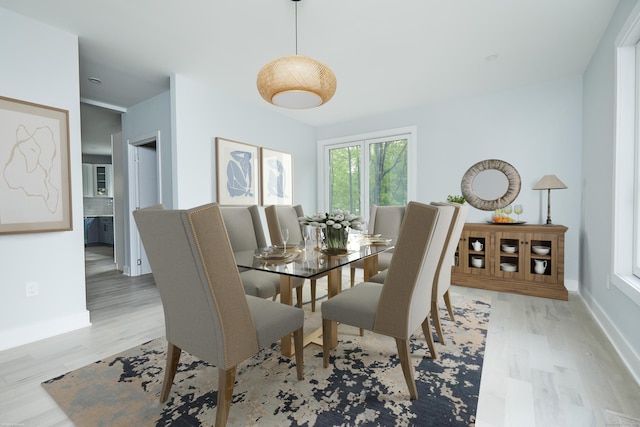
[373,202,454,338]
[265,205,305,246]
[133,203,259,369]
[219,205,267,251]
[369,205,406,245]
[430,201,469,300]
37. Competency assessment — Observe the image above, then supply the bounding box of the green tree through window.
[329,145,361,214]
[370,139,408,206]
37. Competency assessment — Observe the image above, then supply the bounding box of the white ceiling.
[0,0,621,155]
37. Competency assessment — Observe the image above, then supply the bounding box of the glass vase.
[323,226,349,255]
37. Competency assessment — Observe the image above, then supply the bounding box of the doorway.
[127,132,161,276]
[80,103,122,266]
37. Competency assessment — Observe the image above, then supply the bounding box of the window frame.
[317,126,417,220]
[612,3,640,306]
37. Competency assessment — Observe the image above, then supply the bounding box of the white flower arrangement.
[299,209,365,231]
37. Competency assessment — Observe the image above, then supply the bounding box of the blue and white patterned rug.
[43,293,490,426]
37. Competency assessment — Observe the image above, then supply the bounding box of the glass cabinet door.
[525,232,558,283]
[93,164,112,197]
[457,230,492,276]
[494,231,525,279]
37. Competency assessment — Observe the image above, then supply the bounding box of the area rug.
[42,293,490,426]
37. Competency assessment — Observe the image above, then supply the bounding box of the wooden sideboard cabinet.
[452,223,568,300]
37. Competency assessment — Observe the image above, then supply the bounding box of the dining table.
[234,240,394,357]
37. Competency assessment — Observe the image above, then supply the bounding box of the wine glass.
[514,204,523,221]
[281,228,289,252]
[503,204,513,219]
[302,226,310,249]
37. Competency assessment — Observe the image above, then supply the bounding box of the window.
[318,127,417,220]
[613,4,640,305]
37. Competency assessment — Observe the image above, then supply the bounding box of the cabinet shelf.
[452,223,568,300]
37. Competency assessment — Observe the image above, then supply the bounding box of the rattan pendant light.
[257,0,336,109]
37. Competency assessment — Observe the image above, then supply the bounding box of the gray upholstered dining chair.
[133,203,304,427]
[369,201,469,345]
[321,202,454,399]
[220,205,305,305]
[350,205,405,286]
[265,204,321,311]
[428,201,469,343]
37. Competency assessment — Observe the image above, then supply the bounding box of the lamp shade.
[532,175,567,190]
[257,55,337,109]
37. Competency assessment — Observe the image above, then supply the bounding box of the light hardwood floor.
[0,246,639,426]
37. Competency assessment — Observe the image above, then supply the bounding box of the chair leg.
[350,267,356,287]
[160,342,182,403]
[395,338,418,400]
[310,279,317,312]
[293,327,304,380]
[431,300,445,344]
[216,367,236,427]
[443,290,456,322]
[296,286,303,308]
[322,318,333,368]
[421,316,438,360]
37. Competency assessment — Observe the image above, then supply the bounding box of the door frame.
[126,131,162,276]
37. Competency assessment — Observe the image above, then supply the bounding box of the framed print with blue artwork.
[215,137,260,205]
[261,147,293,206]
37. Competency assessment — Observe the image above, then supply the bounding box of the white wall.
[316,76,583,290]
[0,9,90,350]
[582,0,640,383]
[171,75,317,212]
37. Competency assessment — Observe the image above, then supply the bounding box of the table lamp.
[532,174,567,224]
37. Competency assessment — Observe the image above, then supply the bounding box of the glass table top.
[234,243,393,279]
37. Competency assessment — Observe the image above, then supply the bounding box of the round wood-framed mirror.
[461,159,521,210]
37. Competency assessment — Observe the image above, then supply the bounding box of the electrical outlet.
[26,281,38,297]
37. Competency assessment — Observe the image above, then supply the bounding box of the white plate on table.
[254,252,296,262]
[361,237,392,245]
[272,243,300,251]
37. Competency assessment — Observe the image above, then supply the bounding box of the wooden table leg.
[363,254,379,281]
[327,267,342,348]
[360,255,379,336]
[280,275,293,357]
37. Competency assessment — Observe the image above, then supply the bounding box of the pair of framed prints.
[215,137,293,206]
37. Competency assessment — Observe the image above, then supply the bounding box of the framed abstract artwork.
[215,137,260,205]
[0,96,72,234]
[261,147,293,206]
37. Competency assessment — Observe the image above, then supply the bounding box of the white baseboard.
[0,310,91,352]
[578,290,640,387]
[565,278,579,292]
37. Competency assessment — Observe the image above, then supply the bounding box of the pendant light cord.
[295,1,298,55]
